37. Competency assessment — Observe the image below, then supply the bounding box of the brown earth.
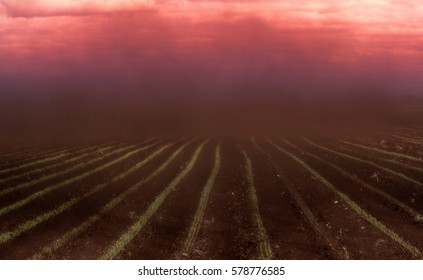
[0,130,423,260]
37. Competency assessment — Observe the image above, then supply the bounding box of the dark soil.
[0,132,422,260]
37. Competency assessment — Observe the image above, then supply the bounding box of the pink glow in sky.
[1,0,423,96]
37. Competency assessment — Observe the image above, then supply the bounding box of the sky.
[1,0,423,99]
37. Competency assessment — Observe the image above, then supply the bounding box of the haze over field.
[2,2,423,263]
[1,1,423,144]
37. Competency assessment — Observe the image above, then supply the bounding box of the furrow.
[332,141,423,175]
[0,146,67,169]
[338,139,423,164]
[0,144,115,187]
[253,139,349,260]
[379,133,423,145]
[269,140,423,259]
[0,139,155,198]
[0,139,158,217]
[31,139,194,259]
[179,143,221,258]
[0,142,114,174]
[0,142,174,245]
[0,146,44,162]
[100,141,206,260]
[283,140,423,223]
[241,149,273,260]
[301,138,423,188]
[0,150,71,176]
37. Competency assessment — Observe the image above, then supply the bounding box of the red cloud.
[0,0,155,17]
[0,0,422,97]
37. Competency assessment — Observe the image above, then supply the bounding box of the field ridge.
[270,140,423,259]
[0,139,159,217]
[32,139,195,259]
[241,149,273,260]
[0,142,174,245]
[179,142,221,259]
[253,138,349,259]
[301,138,423,188]
[100,141,207,260]
[283,139,423,223]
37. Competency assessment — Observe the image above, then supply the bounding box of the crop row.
[0,135,422,259]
